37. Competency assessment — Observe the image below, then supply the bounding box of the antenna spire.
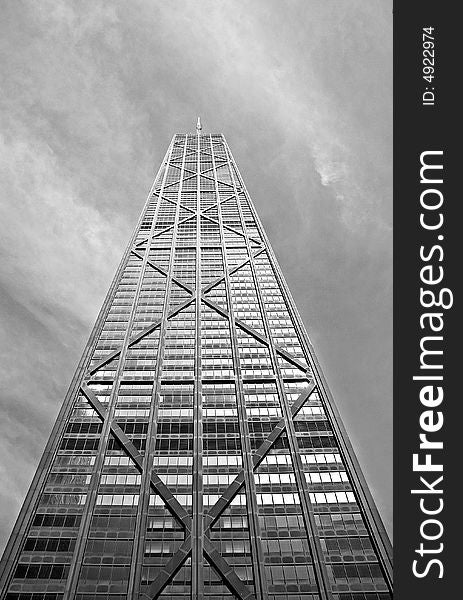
[196,116,202,134]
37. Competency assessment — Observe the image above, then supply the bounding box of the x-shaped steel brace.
[141,382,317,599]
[164,169,235,194]
[88,249,308,378]
[176,146,227,163]
[135,193,246,249]
[168,163,232,189]
[151,201,256,245]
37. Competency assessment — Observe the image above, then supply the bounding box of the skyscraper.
[0,125,392,600]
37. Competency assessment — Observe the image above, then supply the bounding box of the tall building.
[0,125,392,600]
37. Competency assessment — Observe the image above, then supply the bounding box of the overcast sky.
[0,0,392,551]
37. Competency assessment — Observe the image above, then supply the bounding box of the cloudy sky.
[0,0,392,550]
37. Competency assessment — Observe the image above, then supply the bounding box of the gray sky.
[0,0,392,551]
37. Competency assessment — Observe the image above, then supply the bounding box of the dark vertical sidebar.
[394,3,459,598]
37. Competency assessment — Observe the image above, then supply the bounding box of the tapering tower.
[0,126,392,600]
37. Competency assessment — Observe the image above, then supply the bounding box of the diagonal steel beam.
[139,537,192,600]
[163,179,182,190]
[88,297,195,375]
[131,251,195,295]
[170,163,196,177]
[201,212,261,246]
[196,148,215,160]
[199,171,235,189]
[202,194,235,210]
[152,191,197,216]
[161,172,197,191]
[203,538,256,600]
[146,259,194,294]
[201,249,264,295]
[199,167,214,177]
[201,213,246,240]
[205,174,242,192]
[181,172,197,183]
[80,383,192,532]
[135,213,196,248]
[153,189,197,214]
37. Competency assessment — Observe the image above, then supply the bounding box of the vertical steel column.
[128,135,189,598]
[209,135,266,600]
[223,136,334,600]
[192,132,204,599]
[63,139,175,600]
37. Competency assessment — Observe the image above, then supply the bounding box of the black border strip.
[394,3,459,597]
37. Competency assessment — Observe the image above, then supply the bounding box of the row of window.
[13,564,69,580]
[23,537,75,553]
[261,538,310,556]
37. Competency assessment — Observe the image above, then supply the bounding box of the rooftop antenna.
[196,116,202,134]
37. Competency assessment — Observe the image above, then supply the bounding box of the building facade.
[0,128,392,600]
